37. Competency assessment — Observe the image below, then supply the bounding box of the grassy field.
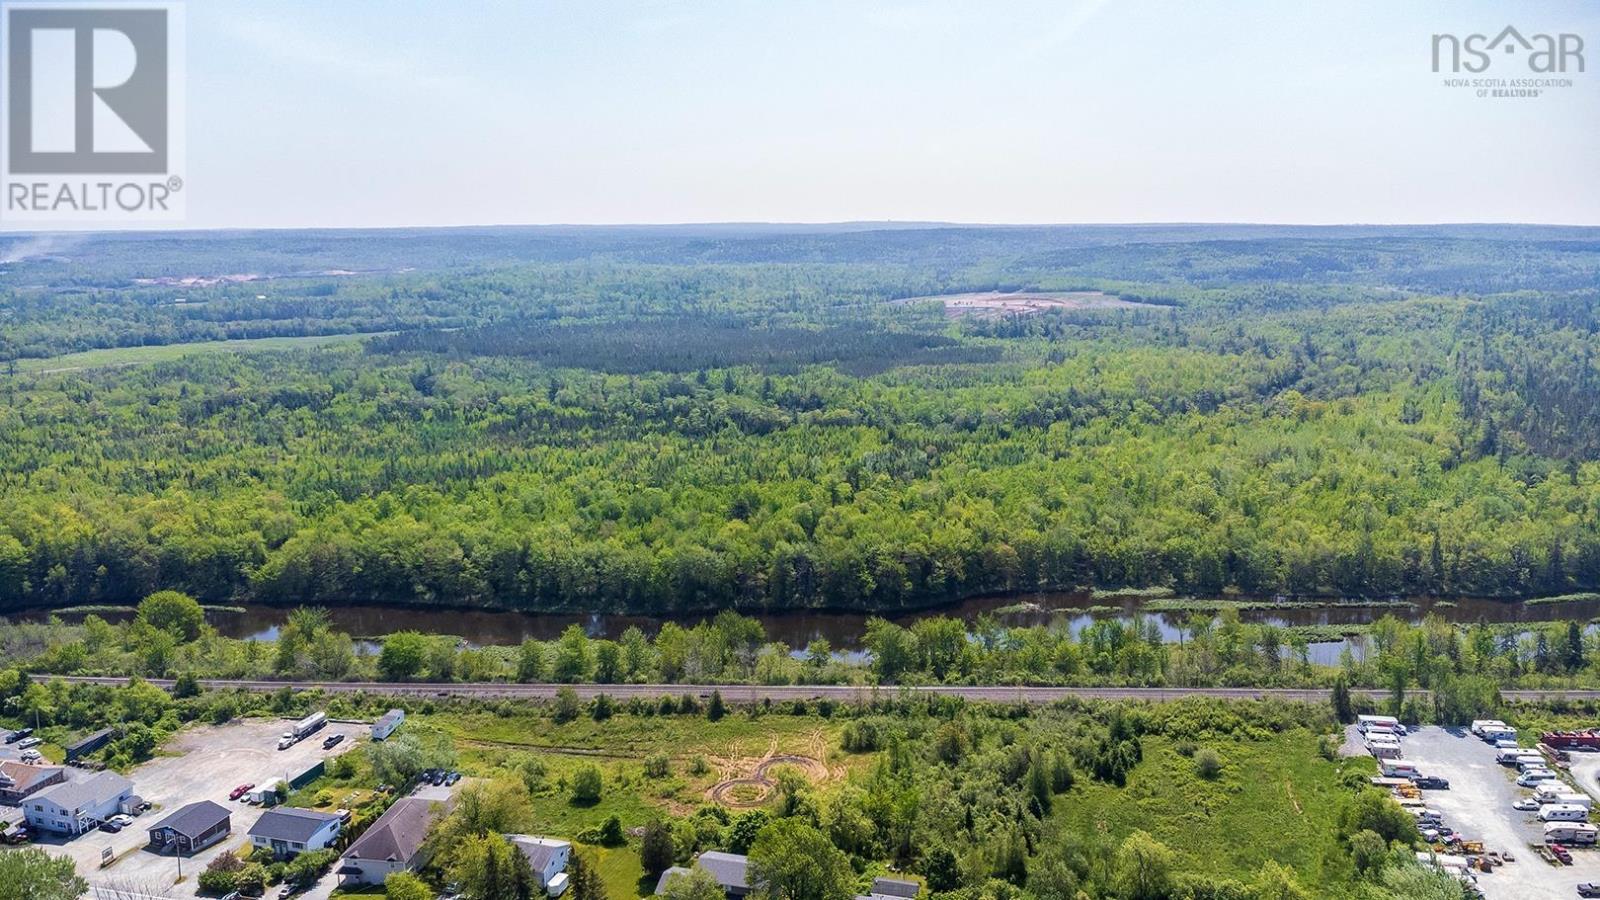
[1053,730,1368,886]
[9,331,385,373]
[271,702,1363,898]
[416,707,849,860]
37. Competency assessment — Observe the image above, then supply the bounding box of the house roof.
[150,800,230,839]
[35,771,132,812]
[871,878,920,899]
[697,851,749,891]
[341,798,442,863]
[0,761,62,794]
[654,867,694,895]
[508,835,571,873]
[249,807,341,843]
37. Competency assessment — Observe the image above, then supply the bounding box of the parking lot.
[1353,725,1600,900]
[32,717,367,898]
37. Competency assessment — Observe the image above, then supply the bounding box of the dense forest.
[2,225,1599,614]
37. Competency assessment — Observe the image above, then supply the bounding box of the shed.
[65,728,118,762]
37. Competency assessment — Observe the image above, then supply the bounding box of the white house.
[249,807,343,857]
[24,771,134,835]
[509,835,572,894]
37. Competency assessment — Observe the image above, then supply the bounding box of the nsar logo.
[1432,26,1585,74]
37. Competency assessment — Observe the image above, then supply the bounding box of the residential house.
[656,851,750,899]
[24,771,135,835]
[336,797,446,885]
[147,800,231,855]
[0,762,66,805]
[509,835,571,895]
[249,807,343,857]
[372,709,406,741]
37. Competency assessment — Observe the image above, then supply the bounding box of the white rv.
[1539,804,1590,823]
[1544,822,1599,845]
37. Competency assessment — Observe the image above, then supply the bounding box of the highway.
[38,675,1600,705]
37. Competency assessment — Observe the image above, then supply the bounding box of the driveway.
[32,717,367,898]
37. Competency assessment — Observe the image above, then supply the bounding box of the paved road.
[38,675,1600,705]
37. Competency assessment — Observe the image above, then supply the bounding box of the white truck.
[1380,760,1420,779]
[1358,715,1402,734]
[277,711,328,750]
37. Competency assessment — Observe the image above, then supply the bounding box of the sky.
[171,0,1600,227]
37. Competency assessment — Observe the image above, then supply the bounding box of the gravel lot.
[30,717,367,898]
[1378,725,1600,900]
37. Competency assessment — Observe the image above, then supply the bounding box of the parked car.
[109,814,134,827]
[1,824,30,844]
[4,728,32,744]
[98,820,122,833]
[1578,884,1600,898]
[322,733,344,749]
[430,770,446,786]
[1413,776,1449,789]
[19,750,41,762]
[445,771,461,786]
[1514,798,1541,811]
[229,783,255,801]
[1551,844,1574,864]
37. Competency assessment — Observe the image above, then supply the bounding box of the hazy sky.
[179,0,1600,228]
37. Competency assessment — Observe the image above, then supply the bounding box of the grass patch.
[1527,593,1600,606]
[586,843,650,899]
[10,332,385,373]
[1053,730,1360,885]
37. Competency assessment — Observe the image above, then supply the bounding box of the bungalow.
[249,807,343,857]
[147,800,231,856]
[24,771,135,835]
[656,851,750,900]
[0,762,66,805]
[509,835,571,895]
[336,798,446,885]
[372,709,406,741]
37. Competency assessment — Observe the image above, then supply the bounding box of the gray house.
[857,877,922,900]
[336,798,445,885]
[657,852,749,900]
[249,807,343,857]
[147,800,232,856]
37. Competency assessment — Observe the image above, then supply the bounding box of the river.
[137,592,1600,668]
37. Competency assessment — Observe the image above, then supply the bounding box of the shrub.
[644,753,671,778]
[1194,749,1223,780]
[571,764,603,804]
